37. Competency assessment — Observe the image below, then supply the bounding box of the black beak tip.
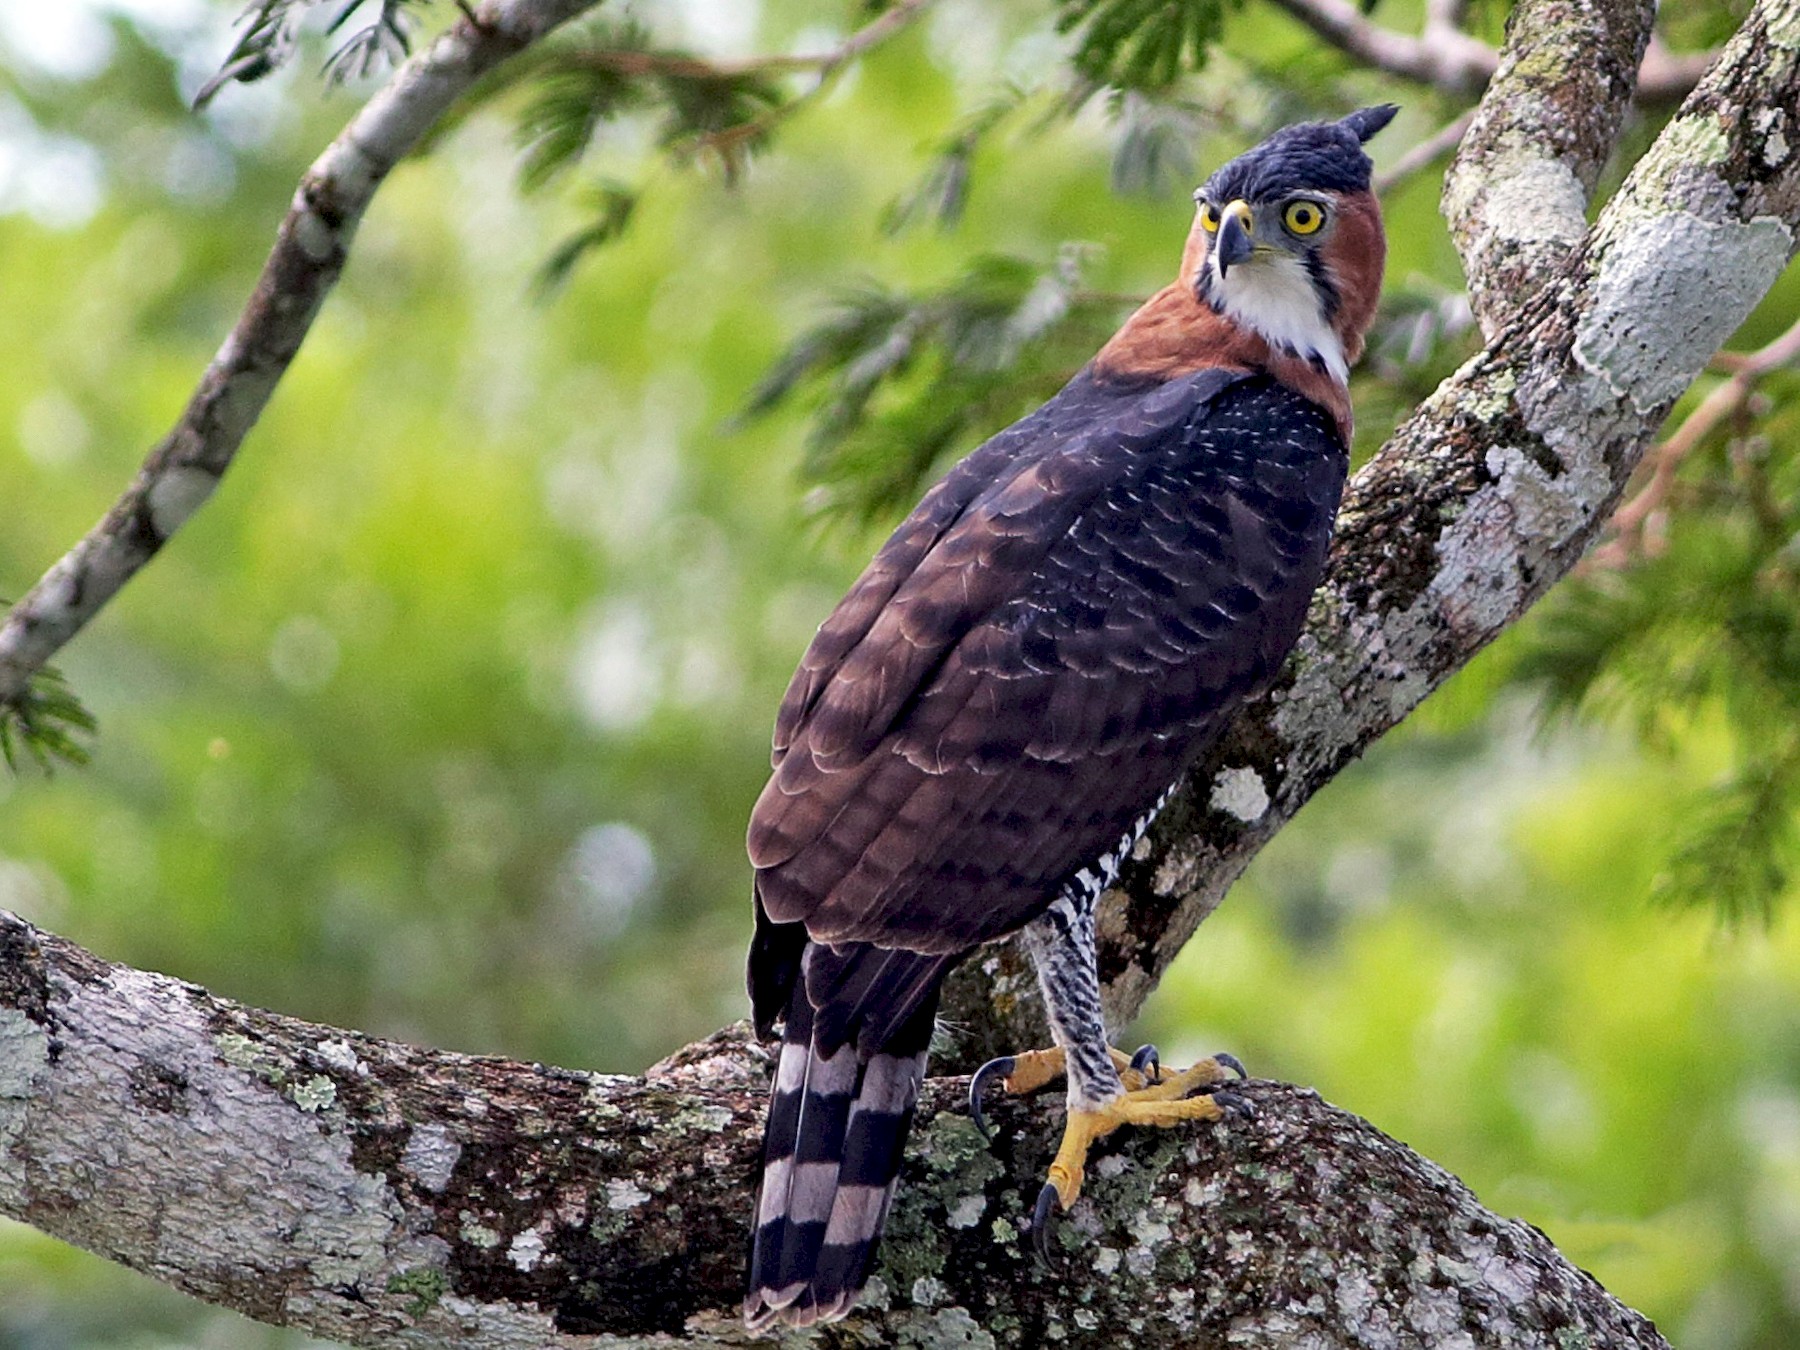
[1215,217,1254,276]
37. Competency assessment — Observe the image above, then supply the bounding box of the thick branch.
[0,0,601,709]
[939,0,1800,1068]
[1444,0,1651,335]
[0,910,1670,1348]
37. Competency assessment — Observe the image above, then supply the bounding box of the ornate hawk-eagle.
[744,105,1396,1328]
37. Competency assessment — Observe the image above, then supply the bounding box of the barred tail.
[744,945,943,1330]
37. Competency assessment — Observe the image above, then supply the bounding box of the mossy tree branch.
[0,910,1670,1348]
[3,0,1798,1342]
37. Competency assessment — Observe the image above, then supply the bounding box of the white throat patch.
[1210,253,1347,384]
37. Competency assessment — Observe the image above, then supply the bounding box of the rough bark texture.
[0,910,1671,1349]
[938,0,1800,1070]
[0,0,602,707]
[3,0,1799,1342]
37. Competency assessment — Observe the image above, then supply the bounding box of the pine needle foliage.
[515,28,656,192]
[519,19,786,178]
[534,181,637,296]
[1109,91,1209,196]
[1058,0,1237,91]
[743,246,1129,527]
[0,669,96,774]
[881,86,1036,235]
[499,18,787,273]
[1662,756,1798,927]
[195,0,431,106]
[321,0,422,84]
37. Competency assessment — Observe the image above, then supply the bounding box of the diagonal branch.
[0,909,1672,1347]
[0,0,940,715]
[0,0,603,711]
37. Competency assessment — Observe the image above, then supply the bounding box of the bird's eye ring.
[1197,201,1220,233]
[1283,201,1325,235]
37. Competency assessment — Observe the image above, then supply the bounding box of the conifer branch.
[566,0,936,85]
[677,0,935,168]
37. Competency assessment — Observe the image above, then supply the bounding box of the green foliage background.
[0,0,1797,1345]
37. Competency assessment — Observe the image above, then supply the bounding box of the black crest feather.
[1342,104,1400,144]
[1200,104,1399,202]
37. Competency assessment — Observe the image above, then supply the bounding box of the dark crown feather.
[1199,104,1399,203]
[1341,104,1400,144]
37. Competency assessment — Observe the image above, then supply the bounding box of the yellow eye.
[1283,201,1325,235]
[1197,201,1220,233]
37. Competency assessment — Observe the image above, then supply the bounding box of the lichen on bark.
[2,0,1800,1344]
[938,0,1800,1072]
[0,911,1671,1348]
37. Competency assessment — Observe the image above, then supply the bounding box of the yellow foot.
[1041,1067,1247,1209]
[969,1042,1185,1126]
[968,1044,1246,1136]
[973,1045,1157,1100]
[995,1053,1251,1259]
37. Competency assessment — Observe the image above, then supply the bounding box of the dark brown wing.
[750,369,1345,954]
[764,371,1187,769]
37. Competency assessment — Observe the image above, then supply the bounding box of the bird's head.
[1181,105,1396,382]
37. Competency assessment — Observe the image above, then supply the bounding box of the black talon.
[968,1055,1016,1140]
[1203,1088,1256,1121]
[1212,1051,1248,1080]
[1128,1043,1161,1082]
[1031,1181,1061,1263]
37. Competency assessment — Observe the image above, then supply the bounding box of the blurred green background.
[1,0,1798,1345]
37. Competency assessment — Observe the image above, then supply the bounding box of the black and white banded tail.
[744,941,943,1329]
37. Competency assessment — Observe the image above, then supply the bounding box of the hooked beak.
[1215,200,1254,277]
